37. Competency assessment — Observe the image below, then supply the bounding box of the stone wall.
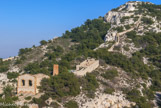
[17,74,49,95]
[33,74,49,93]
[74,59,99,76]
[17,74,36,94]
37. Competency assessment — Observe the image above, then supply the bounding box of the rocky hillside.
[0,1,161,108]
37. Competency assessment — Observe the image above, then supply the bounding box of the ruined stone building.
[74,58,99,76]
[17,74,49,95]
[17,64,59,95]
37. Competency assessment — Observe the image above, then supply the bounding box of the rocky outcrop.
[104,30,117,42]
[100,1,161,59]
[104,11,134,25]
[74,91,135,108]
[104,2,142,42]
[104,1,140,25]
[8,66,20,73]
[0,73,8,94]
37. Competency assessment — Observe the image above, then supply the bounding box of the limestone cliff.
[98,1,161,58]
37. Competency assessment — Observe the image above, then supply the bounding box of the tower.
[53,64,59,76]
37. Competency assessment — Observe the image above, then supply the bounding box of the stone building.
[17,64,59,95]
[74,58,99,76]
[17,74,49,95]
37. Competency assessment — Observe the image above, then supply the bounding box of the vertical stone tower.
[53,64,59,76]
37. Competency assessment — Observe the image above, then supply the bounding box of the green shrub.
[113,26,124,32]
[82,73,99,98]
[32,95,49,107]
[7,72,19,79]
[64,100,78,108]
[133,16,139,22]
[141,17,154,25]
[123,45,130,51]
[40,40,47,45]
[113,45,121,51]
[120,16,130,23]
[63,18,110,52]
[111,7,119,11]
[21,105,29,108]
[0,60,10,73]
[3,85,14,98]
[40,72,80,98]
[125,25,131,30]
[24,62,50,75]
[19,48,32,55]
[15,59,22,64]
[25,96,32,100]
[127,88,152,108]
[50,102,60,108]
[104,87,115,94]
[12,96,19,101]
[0,85,19,108]
[126,88,141,102]
[138,3,161,20]
[142,88,154,100]
[101,69,118,80]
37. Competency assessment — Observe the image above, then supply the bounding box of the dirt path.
[108,15,142,52]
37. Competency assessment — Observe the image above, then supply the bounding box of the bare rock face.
[104,2,139,25]
[74,91,135,108]
[104,11,121,24]
[103,2,139,42]
[104,11,134,25]
[125,2,136,11]
[8,66,20,73]
[0,73,9,94]
[119,1,142,11]
[104,30,117,42]
[103,1,157,42]
[100,1,161,59]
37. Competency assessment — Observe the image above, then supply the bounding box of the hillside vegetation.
[0,1,161,108]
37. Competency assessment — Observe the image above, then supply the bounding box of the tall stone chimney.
[53,64,59,76]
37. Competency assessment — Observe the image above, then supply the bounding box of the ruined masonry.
[17,73,49,95]
[74,58,99,76]
[17,64,59,95]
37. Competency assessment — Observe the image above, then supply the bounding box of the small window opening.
[29,80,33,86]
[22,80,25,86]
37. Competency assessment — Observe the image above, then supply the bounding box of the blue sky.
[0,0,160,58]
